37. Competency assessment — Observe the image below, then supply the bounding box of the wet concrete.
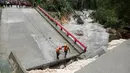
[75,39,130,73]
[0,7,79,69]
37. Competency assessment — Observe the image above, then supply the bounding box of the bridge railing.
[38,6,87,52]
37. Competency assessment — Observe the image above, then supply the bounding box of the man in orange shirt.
[56,46,62,60]
[62,44,70,58]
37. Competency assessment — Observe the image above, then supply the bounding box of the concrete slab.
[75,39,130,73]
[0,7,79,69]
[0,59,12,73]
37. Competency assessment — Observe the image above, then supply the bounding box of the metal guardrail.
[8,52,27,73]
[37,6,87,52]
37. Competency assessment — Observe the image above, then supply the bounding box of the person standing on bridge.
[56,46,62,60]
[62,44,70,58]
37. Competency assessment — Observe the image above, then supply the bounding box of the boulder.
[77,17,84,24]
[75,29,83,36]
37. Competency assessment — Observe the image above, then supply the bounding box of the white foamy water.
[64,10,109,53]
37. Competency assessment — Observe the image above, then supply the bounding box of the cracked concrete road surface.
[0,7,78,69]
[75,40,130,73]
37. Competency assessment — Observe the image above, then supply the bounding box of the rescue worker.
[56,46,62,60]
[62,44,70,58]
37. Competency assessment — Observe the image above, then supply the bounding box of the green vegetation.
[38,0,130,28]
[94,0,130,28]
[40,0,73,19]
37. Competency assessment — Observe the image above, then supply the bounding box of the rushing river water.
[64,10,109,57]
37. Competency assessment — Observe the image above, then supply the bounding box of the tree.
[94,0,130,28]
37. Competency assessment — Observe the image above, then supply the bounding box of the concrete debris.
[107,39,126,51]
[28,57,97,73]
[66,60,74,66]
[88,48,106,58]
[64,57,97,72]
[60,64,65,69]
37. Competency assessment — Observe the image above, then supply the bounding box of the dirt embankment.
[106,27,130,41]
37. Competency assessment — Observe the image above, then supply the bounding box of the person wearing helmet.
[62,44,70,58]
[56,46,62,60]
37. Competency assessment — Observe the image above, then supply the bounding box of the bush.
[94,0,130,28]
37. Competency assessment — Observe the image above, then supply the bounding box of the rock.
[90,20,96,23]
[75,29,83,36]
[77,17,84,24]
[118,27,130,39]
[106,27,116,34]
[106,28,121,41]
[78,54,86,59]
[88,48,106,58]
[66,60,73,66]
[109,34,120,42]
[73,15,80,20]
[124,26,130,31]
[60,64,65,69]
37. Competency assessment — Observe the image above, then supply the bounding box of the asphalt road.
[75,39,130,73]
[0,7,78,69]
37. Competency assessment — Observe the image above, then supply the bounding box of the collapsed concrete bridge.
[0,6,86,72]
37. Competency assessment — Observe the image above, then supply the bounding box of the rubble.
[28,57,97,73]
[107,39,126,51]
